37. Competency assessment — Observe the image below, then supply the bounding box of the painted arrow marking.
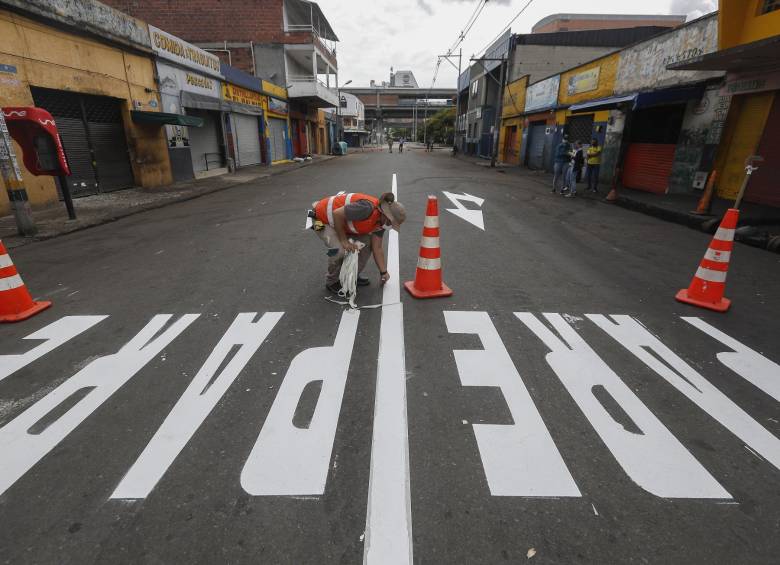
[441,191,485,230]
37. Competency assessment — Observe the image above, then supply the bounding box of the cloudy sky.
[314,0,718,89]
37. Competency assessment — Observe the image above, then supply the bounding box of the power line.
[474,0,535,57]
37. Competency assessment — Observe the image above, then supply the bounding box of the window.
[470,80,479,98]
[761,0,779,14]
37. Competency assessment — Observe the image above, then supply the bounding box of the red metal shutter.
[622,143,677,194]
[745,93,780,207]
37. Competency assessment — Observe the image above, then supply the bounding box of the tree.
[418,107,455,145]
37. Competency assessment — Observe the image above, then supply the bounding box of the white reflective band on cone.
[714,228,735,241]
[423,216,439,228]
[0,254,12,269]
[695,266,728,283]
[420,236,440,248]
[417,257,441,270]
[704,248,731,263]
[0,274,24,291]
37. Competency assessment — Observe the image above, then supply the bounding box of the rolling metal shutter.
[622,143,676,194]
[233,114,262,167]
[30,87,134,195]
[268,118,288,162]
[746,93,780,207]
[187,110,221,173]
[527,123,546,170]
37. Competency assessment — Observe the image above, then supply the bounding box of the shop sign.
[157,62,220,98]
[149,25,222,78]
[268,97,288,115]
[223,83,264,107]
[566,67,600,96]
[525,75,560,113]
[720,70,780,96]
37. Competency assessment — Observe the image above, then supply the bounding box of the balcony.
[287,76,339,108]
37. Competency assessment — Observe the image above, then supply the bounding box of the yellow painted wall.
[558,53,619,107]
[502,76,528,118]
[262,80,288,100]
[0,10,170,215]
[714,91,775,199]
[720,0,780,50]
[498,116,523,165]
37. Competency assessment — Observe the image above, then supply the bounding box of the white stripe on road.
[695,266,728,283]
[0,254,13,269]
[416,257,441,270]
[364,173,412,565]
[0,274,24,291]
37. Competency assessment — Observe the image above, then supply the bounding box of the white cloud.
[669,0,718,19]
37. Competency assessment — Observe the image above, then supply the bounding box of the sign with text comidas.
[149,25,223,78]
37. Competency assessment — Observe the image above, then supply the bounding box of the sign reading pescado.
[149,25,222,78]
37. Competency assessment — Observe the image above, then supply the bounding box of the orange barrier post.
[675,208,739,312]
[605,167,620,202]
[691,170,717,215]
[0,239,51,322]
[404,196,453,299]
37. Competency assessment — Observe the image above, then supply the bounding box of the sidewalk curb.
[3,156,338,249]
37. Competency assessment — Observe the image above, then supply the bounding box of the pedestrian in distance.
[427,139,434,152]
[388,137,394,153]
[586,138,602,193]
[552,134,572,194]
[308,191,406,294]
[399,137,405,153]
[565,141,585,198]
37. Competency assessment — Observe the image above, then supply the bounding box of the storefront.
[149,26,226,180]
[266,96,291,163]
[0,7,171,214]
[522,75,560,171]
[222,82,265,168]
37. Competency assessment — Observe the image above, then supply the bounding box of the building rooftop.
[532,13,687,33]
[515,26,674,48]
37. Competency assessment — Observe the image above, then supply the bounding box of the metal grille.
[565,115,594,144]
[762,0,779,14]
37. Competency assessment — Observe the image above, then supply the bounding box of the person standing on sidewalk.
[586,138,602,193]
[388,137,394,153]
[552,135,572,194]
[565,141,585,198]
[309,192,406,294]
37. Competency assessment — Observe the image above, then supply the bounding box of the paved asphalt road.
[1,147,779,565]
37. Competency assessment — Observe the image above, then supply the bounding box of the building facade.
[532,13,686,34]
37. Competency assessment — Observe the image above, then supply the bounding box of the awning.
[181,91,222,112]
[633,85,705,109]
[223,100,263,116]
[569,94,636,113]
[130,110,204,127]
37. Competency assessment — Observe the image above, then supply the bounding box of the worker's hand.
[342,240,359,253]
[380,272,390,284]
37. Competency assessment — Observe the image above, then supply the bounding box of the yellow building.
[261,80,292,163]
[672,1,780,207]
[0,7,171,215]
[498,76,528,165]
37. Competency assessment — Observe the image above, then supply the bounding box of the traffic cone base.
[0,299,51,322]
[404,280,452,299]
[675,289,730,313]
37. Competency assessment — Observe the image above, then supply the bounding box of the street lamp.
[337,79,352,147]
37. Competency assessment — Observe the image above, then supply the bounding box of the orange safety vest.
[314,192,382,235]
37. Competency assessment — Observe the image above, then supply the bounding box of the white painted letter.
[682,317,780,403]
[445,311,580,497]
[0,316,107,381]
[590,314,780,471]
[0,314,198,496]
[111,312,283,499]
[241,310,359,495]
[517,313,729,499]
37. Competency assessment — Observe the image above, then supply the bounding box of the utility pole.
[0,110,37,236]
[438,49,462,149]
[470,56,507,168]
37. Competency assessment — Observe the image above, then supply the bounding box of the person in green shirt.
[586,138,602,193]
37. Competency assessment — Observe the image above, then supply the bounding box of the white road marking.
[446,311,580,497]
[0,314,198,497]
[364,173,413,565]
[589,315,780,472]
[682,317,780,403]
[111,312,282,499]
[0,316,106,382]
[517,313,730,499]
[441,191,485,230]
[241,310,359,495]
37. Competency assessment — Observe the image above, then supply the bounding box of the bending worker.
[310,191,406,294]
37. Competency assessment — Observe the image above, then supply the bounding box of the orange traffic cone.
[675,208,739,312]
[0,239,51,322]
[404,196,453,299]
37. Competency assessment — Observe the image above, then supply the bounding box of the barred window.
[761,0,779,14]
